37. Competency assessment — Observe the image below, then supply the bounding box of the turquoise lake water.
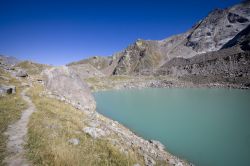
[94,88,250,166]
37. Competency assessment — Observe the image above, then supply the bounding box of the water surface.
[94,88,250,166]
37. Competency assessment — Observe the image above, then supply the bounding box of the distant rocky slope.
[70,2,250,78]
[0,55,20,65]
[157,24,250,86]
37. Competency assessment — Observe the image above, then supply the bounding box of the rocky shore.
[84,75,249,93]
[43,91,192,166]
[42,66,192,166]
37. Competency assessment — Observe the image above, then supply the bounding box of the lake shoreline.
[87,77,250,92]
[94,87,250,166]
[44,87,193,166]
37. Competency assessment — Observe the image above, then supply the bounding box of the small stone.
[133,164,140,166]
[149,140,165,151]
[144,155,156,166]
[169,159,176,165]
[83,127,108,139]
[68,138,80,145]
[0,85,16,95]
[176,162,184,166]
[88,121,100,128]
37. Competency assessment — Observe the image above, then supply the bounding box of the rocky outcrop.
[158,48,249,78]
[157,24,250,86]
[42,66,96,111]
[222,24,250,50]
[15,70,28,77]
[185,3,250,53]
[112,40,165,75]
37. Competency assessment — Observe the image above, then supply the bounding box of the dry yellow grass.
[0,69,28,165]
[26,84,143,166]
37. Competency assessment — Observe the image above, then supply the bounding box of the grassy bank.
[0,69,27,165]
[26,84,143,166]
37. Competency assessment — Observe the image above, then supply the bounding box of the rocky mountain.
[71,2,250,76]
[157,24,250,86]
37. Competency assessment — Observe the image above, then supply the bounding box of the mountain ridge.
[69,2,250,77]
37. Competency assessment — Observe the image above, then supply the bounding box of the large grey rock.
[0,85,16,95]
[15,70,28,77]
[43,66,96,111]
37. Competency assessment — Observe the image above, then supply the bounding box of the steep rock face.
[43,66,96,111]
[185,3,250,53]
[222,24,250,50]
[112,40,165,75]
[157,25,250,85]
[158,47,249,78]
[111,32,195,75]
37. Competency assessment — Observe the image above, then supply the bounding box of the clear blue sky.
[0,0,241,65]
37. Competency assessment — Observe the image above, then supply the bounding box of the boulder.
[144,155,156,166]
[43,66,96,111]
[0,85,16,95]
[16,70,28,77]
